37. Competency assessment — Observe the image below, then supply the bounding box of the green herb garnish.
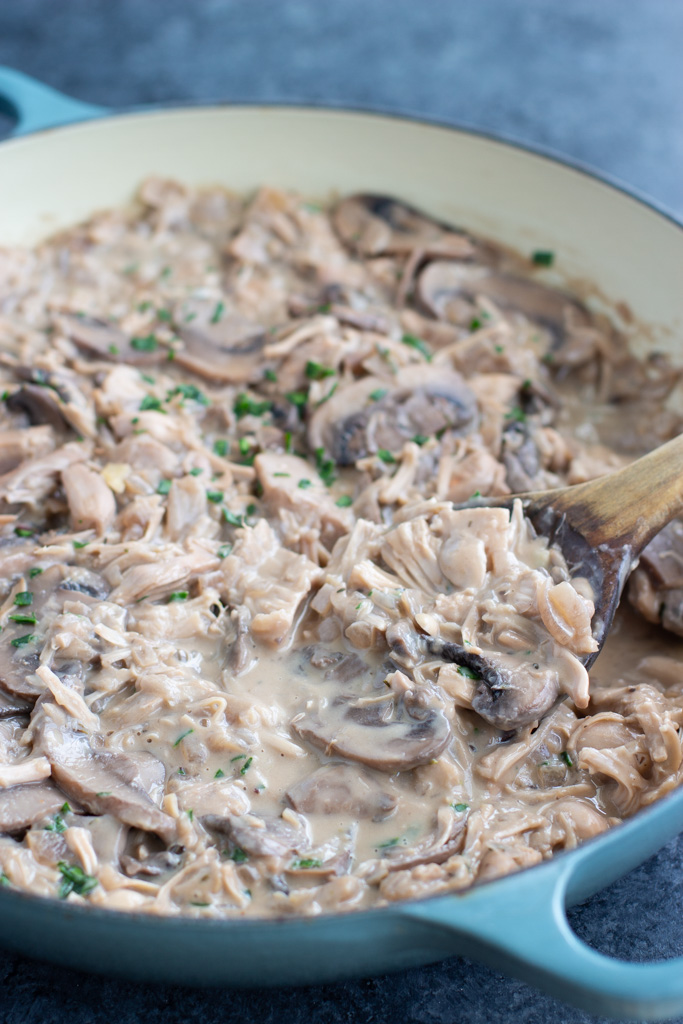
[222,509,244,528]
[560,751,573,767]
[29,567,43,578]
[230,848,248,863]
[532,250,555,267]
[206,490,224,503]
[234,394,272,419]
[214,769,225,778]
[14,592,33,607]
[9,613,36,625]
[57,861,97,899]
[217,544,233,559]
[230,754,247,762]
[139,395,163,412]
[369,388,388,402]
[173,728,194,746]
[213,439,228,457]
[457,665,480,680]
[45,814,67,834]
[168,591,189,603]
[377,449,396,464]
[335,495,353,508]
[377,837,400,849]
[168,383,208,405]
[130,334,158,352]
[14,527,33,538]
[210,301,225,324]
[239,756,253,775]
[469,318,482,331]
[401,333,432,361]
[157,479,172,496]
[505,406,527,423]
[452,803,469,813]
[315,447,336,487]
[286,391,308,410]
[263,368,278,383]
[305,360,335,381]
[292,858,322,869]
[298,479,312,490]
[10,634,38,648]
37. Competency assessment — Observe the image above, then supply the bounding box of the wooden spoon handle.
[534,432,683,553]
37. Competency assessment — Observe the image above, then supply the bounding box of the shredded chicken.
[0,181,679,918]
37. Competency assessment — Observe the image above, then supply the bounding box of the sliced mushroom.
[292,691,451,773]
[41,727,175,843]
[332,194,474,258]
[54,312,164,367]
[0,780,65,834]
[629,519,683,636]
[0,426,55,476]
[209,812,310,858]
[286,763,397,820]
[0,565,111,701]
[427,637,561,731]
[308,365,477,465]
[501,420,542,492]
[0,690,31,719]
[417,261,590,337]
[7,367,97,437]
[7,385,70,433]
[382,818,466,872]
[172,297,266,383]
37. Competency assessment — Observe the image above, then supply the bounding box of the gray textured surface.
[0,2,682,1022]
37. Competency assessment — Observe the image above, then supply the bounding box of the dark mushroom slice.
[7,367,96,437]
[426,637,561,732]
[501,420,543,493]
[0,565,111,701]
[332,194,474,258]
[172,297,266,384]
[308,365,477,466]
[629,519,683,636]
[42,728,175,843]
[54,312,164,367]
[417,261,591,338]
[7,385,71,433]
[0,780,66,834]
[121,831,182,877]
[382,818,467,872]
[292,692,451,773]
[206,812,310,858]
[0,690,31,719]
[286,764,397,820]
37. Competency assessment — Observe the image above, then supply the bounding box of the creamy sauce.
[0,181,680,917]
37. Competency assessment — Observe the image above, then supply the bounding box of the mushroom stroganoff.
[0,181,681,917]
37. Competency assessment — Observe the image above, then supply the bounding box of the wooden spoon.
[462,431,683,668]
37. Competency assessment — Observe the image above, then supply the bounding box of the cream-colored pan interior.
[0,106,680,355]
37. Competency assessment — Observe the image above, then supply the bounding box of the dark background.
[0,2,682,1022]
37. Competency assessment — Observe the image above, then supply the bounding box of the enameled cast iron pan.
[0,67,683,1021]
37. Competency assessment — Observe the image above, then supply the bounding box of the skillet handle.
[0,66,106,136]
[401,854,683,1021]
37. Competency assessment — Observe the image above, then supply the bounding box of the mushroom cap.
[332,194,473,258]
[417,260,591,336]
[55,312,164,367]
[292,692,451,773]
[0,780,66,835]
[286,763,397,820]
[172,297,266,383]
[42,727,176,844]
[308,365,477,466]
[428,637,561,732]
